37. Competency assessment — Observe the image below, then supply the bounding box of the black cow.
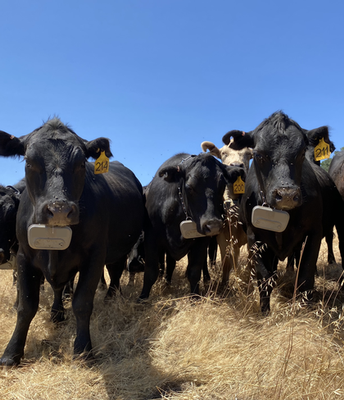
[0,179,25,269]
[227,112,325,313]
[285,131,344,269]
[0,118,145,366]
[139,152,245,300]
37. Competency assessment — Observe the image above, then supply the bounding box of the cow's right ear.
[201,141,221,159]
[158,166,182,182]
[222,130,254,150]
[85,137,113,159]
[0,131,25,157]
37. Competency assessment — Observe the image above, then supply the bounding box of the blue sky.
[1,1,343,186]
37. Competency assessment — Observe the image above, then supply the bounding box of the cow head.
[201,139,253,201]
[0,119,112,226]
[158,153,245,236]
[225,112,311,211]
[201,140,253,171]
[0,185,21,263]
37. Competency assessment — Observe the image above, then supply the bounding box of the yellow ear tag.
[233,176,245,194]
[314,138,331,162]
[94,151,109,174]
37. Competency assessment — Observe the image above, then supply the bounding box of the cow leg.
[253,244,278,315]
[72,266,103,358]
[165,253,176,285]
[326,231,336,264]
[187,238,209,295]
[139,232,161,300]
[297,234,322,295]
[0,258,42,366]
[51,287,66,323]
[105,256,127,299]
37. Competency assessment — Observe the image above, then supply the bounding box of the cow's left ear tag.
[314,138,331,162]
[94,151,109,174]
[233,176,245,194]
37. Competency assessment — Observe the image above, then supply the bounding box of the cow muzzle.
[201,218,223,236]
[272,187,302,210]
[42,200,79,226]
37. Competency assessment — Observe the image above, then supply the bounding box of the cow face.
[227,112,309,211]
[159,153,245,236]
[0,185,20,263]
[0,119,112,226]
[201,140,253,171]
[201,139,253,201]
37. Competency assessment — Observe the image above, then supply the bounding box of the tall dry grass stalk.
[1,234,344,399]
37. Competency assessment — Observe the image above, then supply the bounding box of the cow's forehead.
[24,124,86,157]
[255,125,306,152]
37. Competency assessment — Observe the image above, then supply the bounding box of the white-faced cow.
[139,152,245,300]
[227,112,326,314]
[201,139,252,284]
[0,118,145,366]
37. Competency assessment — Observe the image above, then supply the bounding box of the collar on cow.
[178,182,191,220]
[253,157,268,206]
[177,155,197,221]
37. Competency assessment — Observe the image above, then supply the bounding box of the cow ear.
[0,131,25,157]
[221,164,246,184]
[201,141,221,159]
[158,166,182,182]
[85,137,113,159]
[306,126,335,152]
[223,130,254,150]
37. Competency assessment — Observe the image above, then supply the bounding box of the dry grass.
[1,236,344,399]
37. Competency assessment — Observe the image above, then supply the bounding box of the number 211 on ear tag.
[314,138,331,162]
[94,151,109,174]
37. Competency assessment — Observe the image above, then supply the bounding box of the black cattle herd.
[0,111,343,367]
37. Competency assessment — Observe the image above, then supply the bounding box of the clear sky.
[1,0,343,186]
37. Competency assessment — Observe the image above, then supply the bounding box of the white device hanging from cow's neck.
[27,224,72,250]
[251,158,290,233]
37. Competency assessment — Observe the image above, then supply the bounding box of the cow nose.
[273,187,302,210]
[201,219,223,236]
[44,201,79,226]
[230,162,244,169]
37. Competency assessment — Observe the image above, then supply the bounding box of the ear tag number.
[233,176,245,194]
[94,151,109,174]
[314,138,331,162]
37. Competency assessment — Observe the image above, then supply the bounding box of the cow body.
[228,112,324,313]
[139,152,245,299]
[0,119,145,366]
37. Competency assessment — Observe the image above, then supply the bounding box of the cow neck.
[178,177,191,221]
[253,158,268,206]
[177,155,196,221]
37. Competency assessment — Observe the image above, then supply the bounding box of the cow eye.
[254,153,265,163]
[185,184,194,194]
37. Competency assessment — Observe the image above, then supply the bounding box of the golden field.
[1,236,344,399]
